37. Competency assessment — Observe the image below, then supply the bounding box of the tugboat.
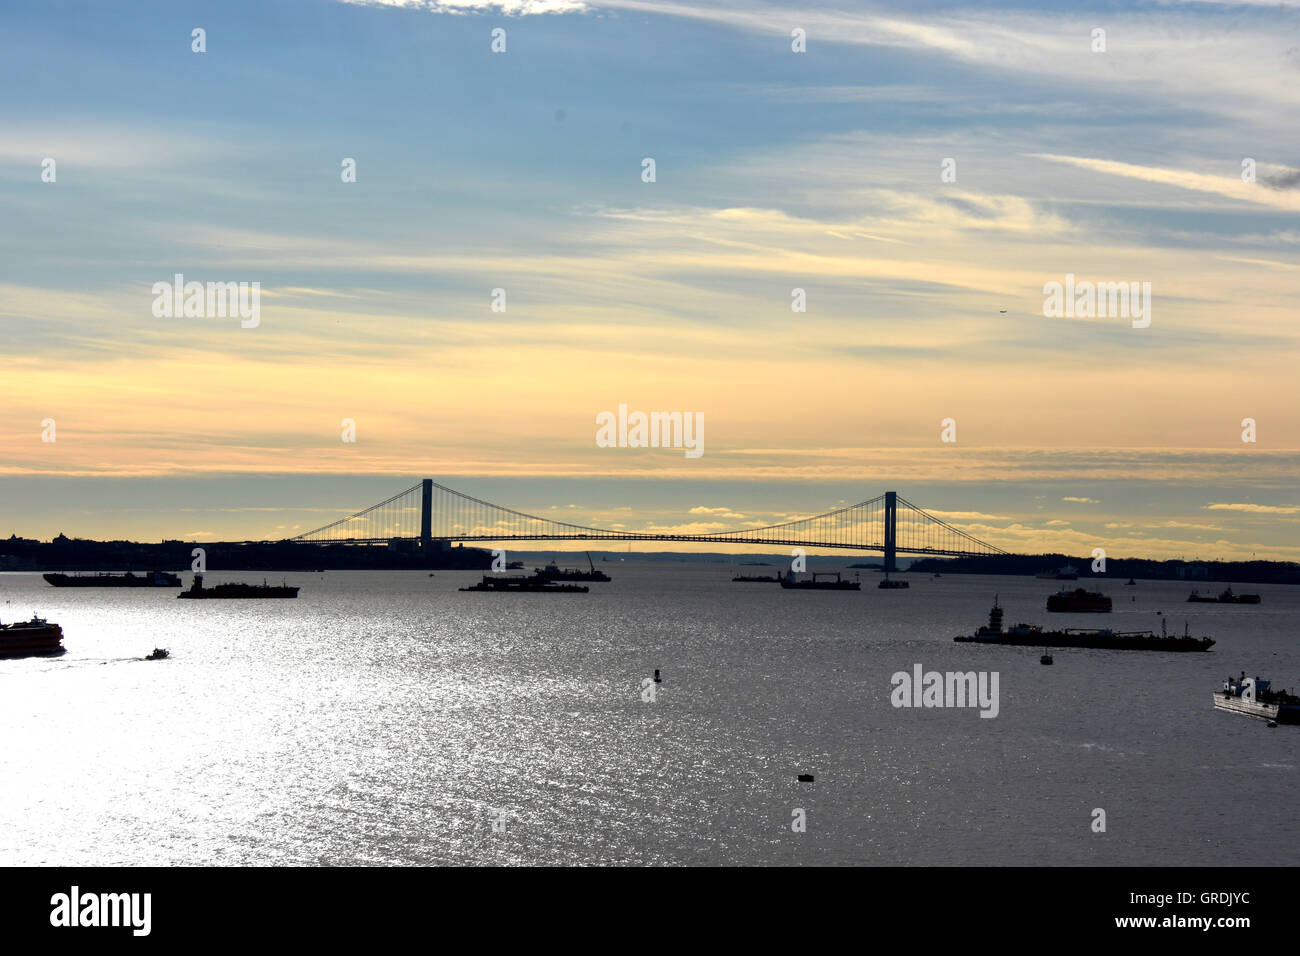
[532,553,611,583]
[44,570,181,588]
[878,573,910,589]
[955,598,1213,652]
[1214,672,1299,724]
[145,648,169,661]
[1187,586,1261,605]
[780,571,861,590]
[177,574,299,599]
[1036,565,1079,580]
[1046,587,1112,612]
[0,615,66,658]
[459,575,588,593]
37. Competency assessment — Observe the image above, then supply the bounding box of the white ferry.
[1214,672,1300,724]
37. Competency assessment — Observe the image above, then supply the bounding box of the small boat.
[878,574,910,589]
[1040,651,1054,665]
[1187,586,1261,605]
[1214,672,1299,724]
[145,648,169,661]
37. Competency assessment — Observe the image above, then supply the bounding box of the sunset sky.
[2,0,1298,559]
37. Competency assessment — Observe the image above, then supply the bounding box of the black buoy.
[653,669,661,683]
[797,774,814,783]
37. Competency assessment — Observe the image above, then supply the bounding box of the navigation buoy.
[797,774,814,783]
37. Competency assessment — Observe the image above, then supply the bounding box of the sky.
[1,0,1298,559]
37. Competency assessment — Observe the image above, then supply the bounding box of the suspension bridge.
[288,480,1007,571]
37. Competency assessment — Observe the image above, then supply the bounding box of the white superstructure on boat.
[1213,672,1300,724]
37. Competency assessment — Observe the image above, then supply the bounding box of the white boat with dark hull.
[1214,672,1300,724]
[1035,565,1078,580]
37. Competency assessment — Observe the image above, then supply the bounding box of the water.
[1,567,1295,866]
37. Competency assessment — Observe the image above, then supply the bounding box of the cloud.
[1262,168,1300,191]
[923,510,1012,521]
[1147,520,1226,531]
[1033,154,1300,213]
[1062,497,1098,504]
[689,506,747,519]
[341,0,586,13]
[1204,503,1300,514]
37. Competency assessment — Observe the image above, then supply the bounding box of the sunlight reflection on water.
[1,568,1296,865]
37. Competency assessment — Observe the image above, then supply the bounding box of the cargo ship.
[177,574,299,599]
[732,573,781,582]
[954,598,1213,652]
[532,554,610,583]
[1188,586,1261,605]
[780,571,861,590]
[44,570,180,588]
[1046,587,1112,612]
[459,575,588,593]
[0,615,66,658]
[1214,672,1299,724]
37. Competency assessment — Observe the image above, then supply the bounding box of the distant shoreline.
[1,537,1296,584]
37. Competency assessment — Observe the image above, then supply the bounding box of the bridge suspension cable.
[290,479,1008,561]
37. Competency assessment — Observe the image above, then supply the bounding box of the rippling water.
[1,566,1295,866]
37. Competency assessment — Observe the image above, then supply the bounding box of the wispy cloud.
[341,0,586,13]
[1034,154,1300,212]
[1205,503,1300,514]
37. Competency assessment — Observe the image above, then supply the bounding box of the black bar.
[0,867,1278,944]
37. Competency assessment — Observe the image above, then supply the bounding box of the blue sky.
[1,0,1298,557]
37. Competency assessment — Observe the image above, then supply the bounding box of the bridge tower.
[420,478,433,549]
[883,490,897,572]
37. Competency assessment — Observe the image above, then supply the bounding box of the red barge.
[0,615,67,658]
